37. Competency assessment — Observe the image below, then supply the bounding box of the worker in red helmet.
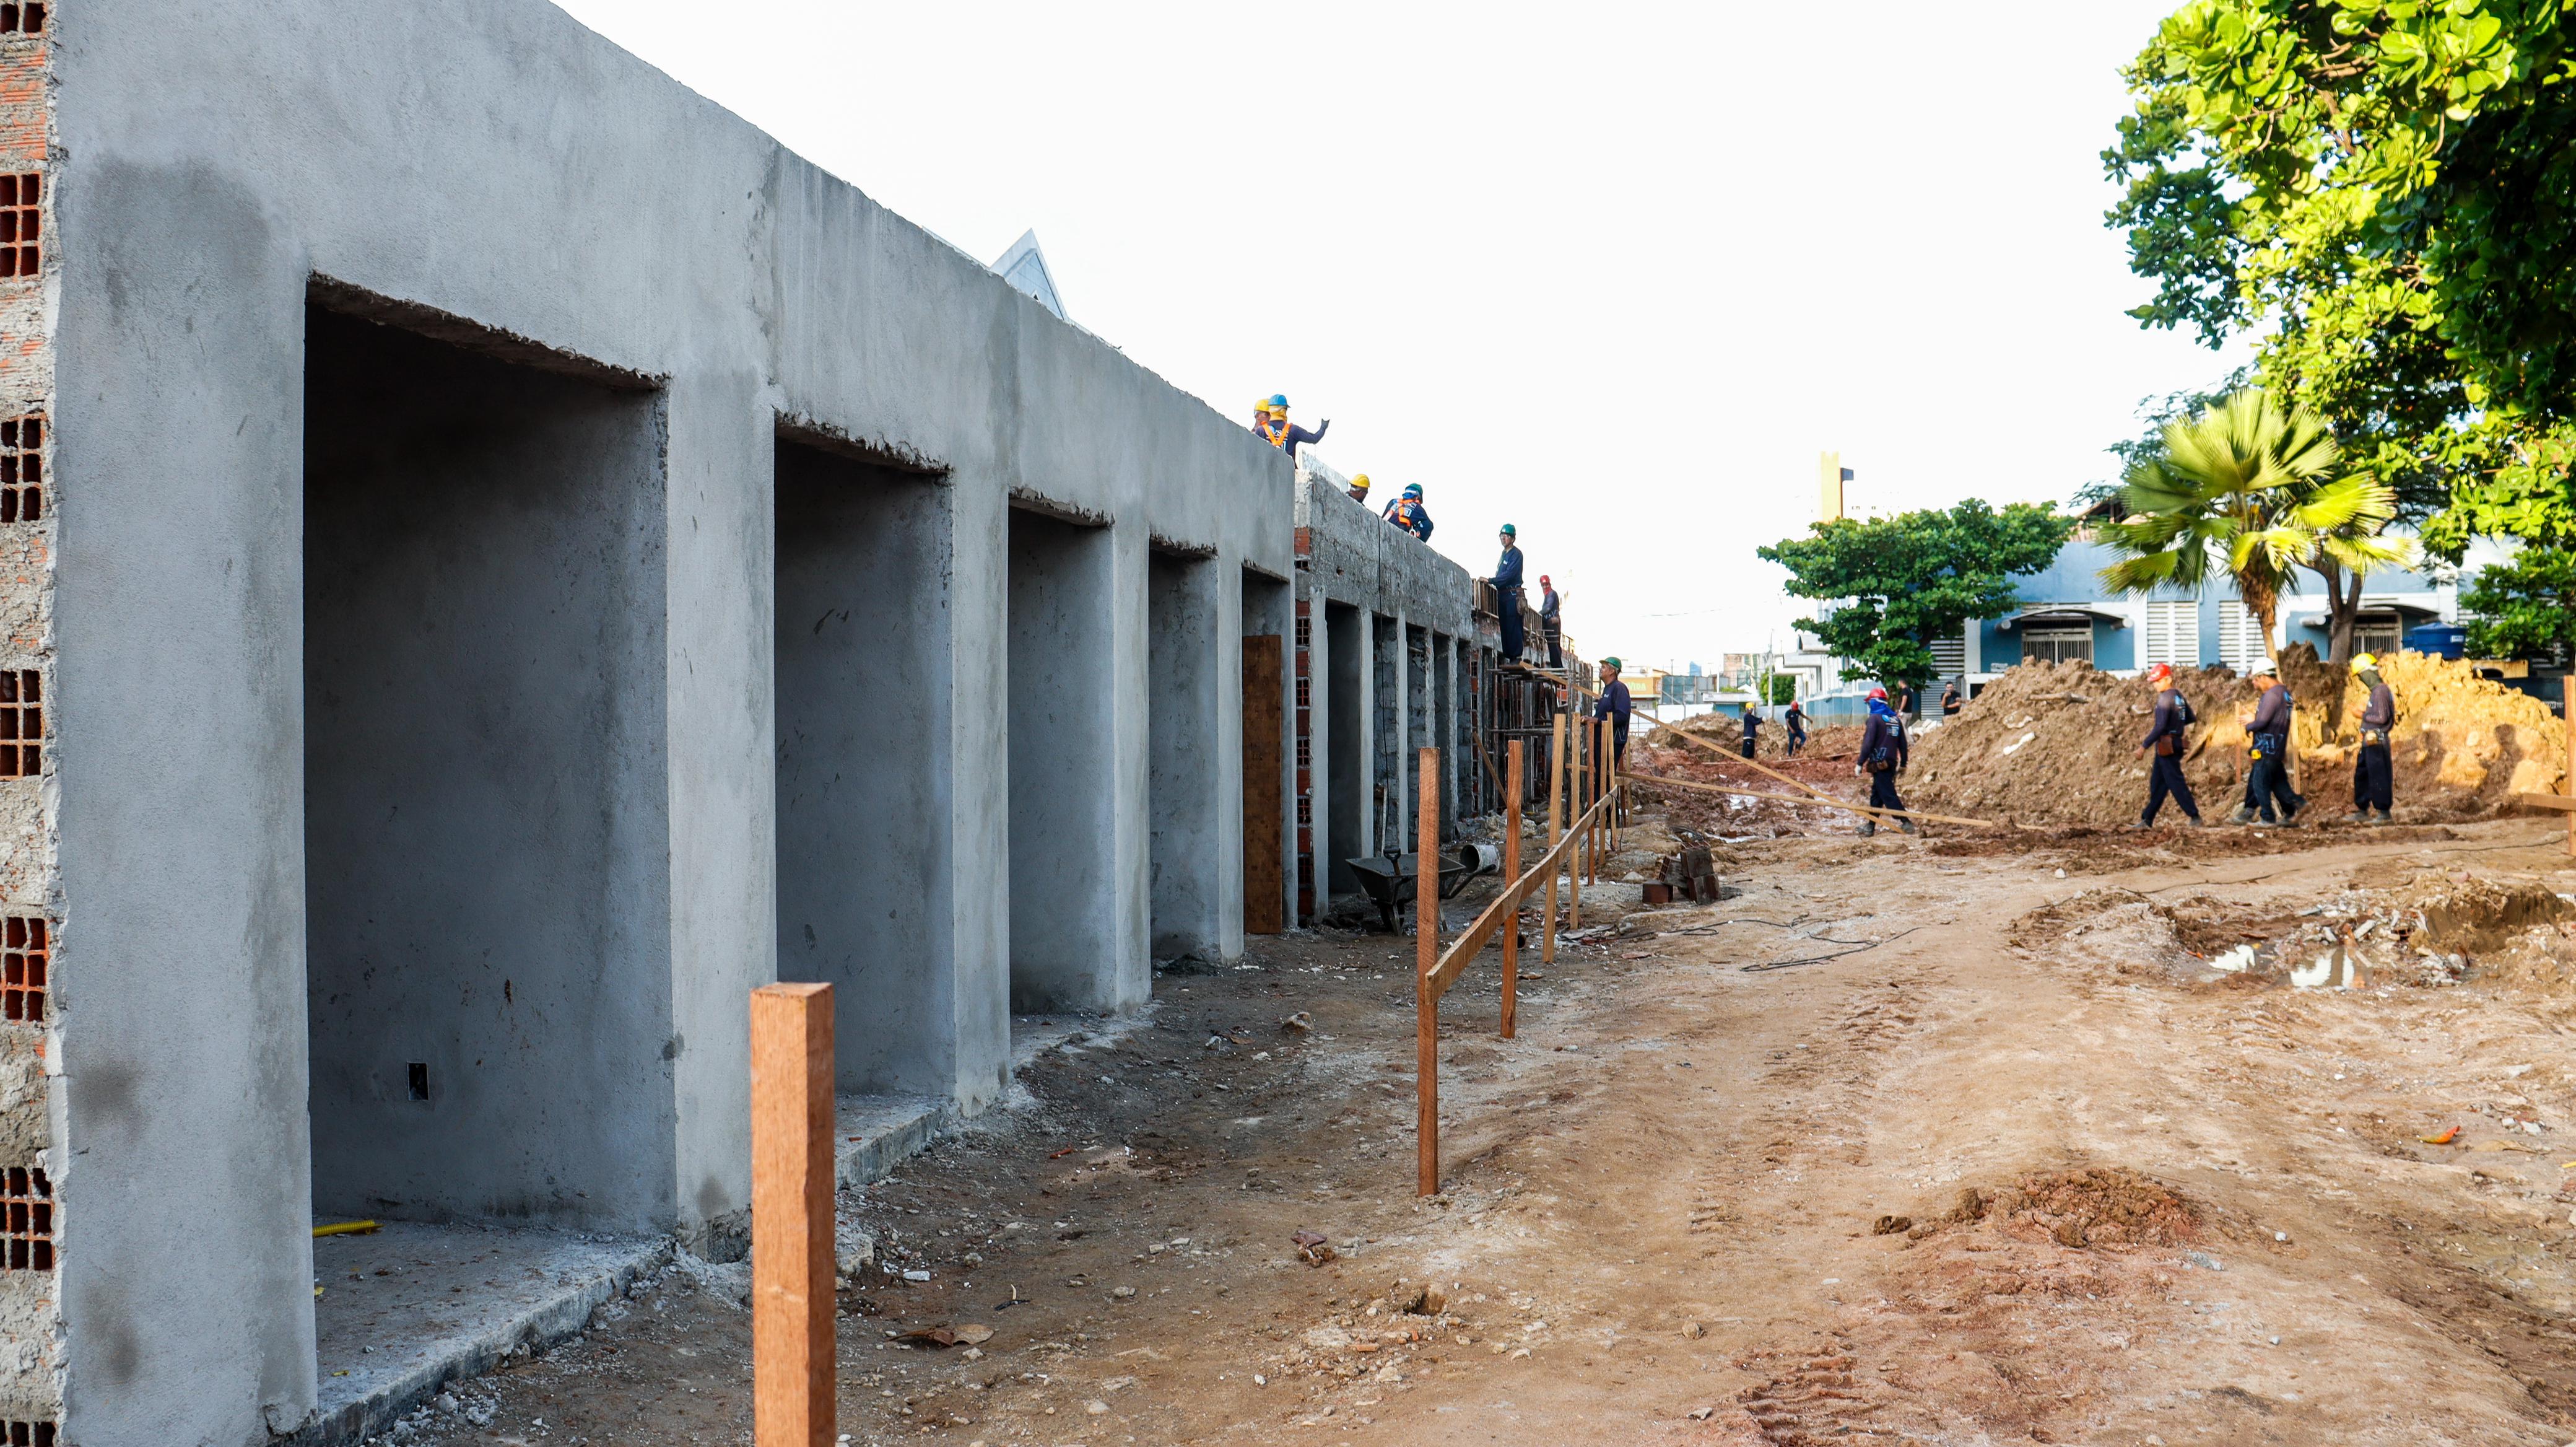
[1855,686,1911,836]
[2132,661,2202,829]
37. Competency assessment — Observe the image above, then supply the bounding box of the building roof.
[991,229,1068,321]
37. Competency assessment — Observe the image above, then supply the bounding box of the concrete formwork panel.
[1147,553,1222,960]
[303,306,673,1233]
[1007,509,1129,1010]
[1323,602,1365,893]
[773,436,955,1096]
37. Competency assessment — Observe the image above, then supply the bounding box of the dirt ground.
[399,805,2576,1447]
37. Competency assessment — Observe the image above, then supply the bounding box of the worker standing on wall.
[2131,662,2201,829]
[1738,701,1761,759]
[1383,483,1433,541]
[1348,472,1372,505]
[1855,686,1912,837]
[1491,525,1526,663]
[1597,657,1633,765]
[2348,652,2396,825]
[1259,393,1329,461]
[2230,666,2304,826]
[1783,697,1808,755]
[1538,576,1562,669]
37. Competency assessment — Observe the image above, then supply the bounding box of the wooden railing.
[1412,707,1624,1196]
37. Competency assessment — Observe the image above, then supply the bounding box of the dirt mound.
[1949,1168,2201,1249]
[1665,711,1862,761]
[1910,650,2565,828]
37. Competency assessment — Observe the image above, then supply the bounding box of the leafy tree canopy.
[2460,544,2576,658]
[1757,502,2074,686]
[2107,1,2576,556]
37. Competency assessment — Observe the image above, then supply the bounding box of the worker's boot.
[2343,809,2368,826]
[1897,817,1917,835]
[2129,818,2152,832]
[2371,808,2394,826]
[1858,819,1877,838]
[2228,804,2255,826]
[2183,815,2204,828]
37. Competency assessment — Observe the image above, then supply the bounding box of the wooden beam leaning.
[1416,748,1441,1197]
[751,982,836,1447]
[1502,741,1523,1039]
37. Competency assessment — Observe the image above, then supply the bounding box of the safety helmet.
[2146,662,2173,681]
[1500,523,1516,536]
[1867,686,1889,702]
[1268,393,1289,409]
[1539,574,1551,585]
[2350,652,2378,671]
[1601,656,1621,671]
[1403,483,1424,497]
[1350,472,1370,493]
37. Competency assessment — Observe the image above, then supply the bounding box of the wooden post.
[1415,747,1441,1196]
[1568,715,1585,930]
[1544,712,1565,964]
[1502,740,1523,1039]
[1590,719,1607,883]
[2566,693,2574,858]
[752,982,835,1447]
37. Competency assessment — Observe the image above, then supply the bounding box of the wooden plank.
[752,982,835,1447]
[1242,634,1286,934]
[1502,742,1524,1039]
[2566,696,2575,858]
[1652,718,1849,807]
[1625,770,2009,830]
[2515,791,2576,813]
[1544,712,1565,964]
[1416,748,1441,1197]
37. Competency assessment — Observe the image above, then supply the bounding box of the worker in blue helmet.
[1254,392,1329,461]
[1382,482,1432,541]
[1491,523,1526,663]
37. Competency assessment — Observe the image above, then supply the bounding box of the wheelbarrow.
[1345,850,1477,933]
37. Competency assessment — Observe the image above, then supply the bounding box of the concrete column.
[947,470,1013,1109]
[1391,612,1411,854]
[1147,552,1223,960]
[1300,585,1328,918]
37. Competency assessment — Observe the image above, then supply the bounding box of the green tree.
[1763,673,1797,706]
[2106,1,2576,555]
[2460,544,2576,660]
[1757,501,2074,688]
[2098,389,2413,666]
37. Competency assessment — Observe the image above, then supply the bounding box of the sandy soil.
[402,810,2576,1447]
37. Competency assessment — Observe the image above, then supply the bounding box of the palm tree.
[2097,388,2413,668]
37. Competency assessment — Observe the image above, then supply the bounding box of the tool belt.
[2152,734,2180,757]
[2250,730,2285,761]
[2360,726,2390,747]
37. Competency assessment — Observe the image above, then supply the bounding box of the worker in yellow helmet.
[1257,393,1328,460]
[1347,472,1371,504]
[2348,652,2395,824]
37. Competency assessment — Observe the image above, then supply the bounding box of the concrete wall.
[51,0,1292,1436]
[303,307,674,1233]
[1147,553,1222,959]
[773,436,954,1096]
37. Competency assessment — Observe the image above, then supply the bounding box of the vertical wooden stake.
[1589,719,1606,883]
[752,982,835,1447]
[1416,747,1441,1196]
[1568,714,1585,930]
[2565,694,2574,858]
[1501,740,1523,1039]
[1544,712,1565,964]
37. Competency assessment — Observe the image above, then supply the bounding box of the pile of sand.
[1910,649,2566,828]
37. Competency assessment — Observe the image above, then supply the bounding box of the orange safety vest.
[1258,417,1288,448]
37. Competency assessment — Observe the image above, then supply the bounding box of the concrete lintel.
[1008,487,1113,528]
[775,412,951,478]
[1149,532,1217,560]
[307,275,661,392]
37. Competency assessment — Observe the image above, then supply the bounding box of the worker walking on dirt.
[2132,662,2201,829]
[1538,577,1562,668]
[1492,525,1526,663]
[1783,697,1808,755]
[1597,657,1632,764]
[2348,652,2396,826]
[2231,667,2305,827]
[1855,686,1911,836]
[1739,701,1760,759]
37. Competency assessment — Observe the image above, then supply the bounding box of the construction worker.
[1941,680,1962,719]
[1383,483,1433,541]
[1252,397,1279,437]
[1597,657,1633,764]
[2231,665,2304,826]
[1492,525,1526,663]
[1898,680,1921,723]
[1259,393,1329,461]
[1855,685,1912,836]
[1738,700,1761,759]
[2132,661,2201,829]
[1538,576,1562,669]
[2348,652,2396,825]
[1783,697,1808,755]
[1348,472,1372,505]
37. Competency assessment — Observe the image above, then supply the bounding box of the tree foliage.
[1757,502,2074,687]
[2097,388,2413,665]
[2107,1,2576,555]
[2459,544,2576,658]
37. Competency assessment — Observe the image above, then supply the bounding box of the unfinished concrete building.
[1,0,1312,1439]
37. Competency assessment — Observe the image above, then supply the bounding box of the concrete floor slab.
[297,1222,669,1446]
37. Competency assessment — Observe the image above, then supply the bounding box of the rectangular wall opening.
[1241,572,1290,937]
[1147,552,1221,960]
[774,432,952,1091]
[1323,601,1364,894]
[1006,509,1115,1010]
[304,302,668,1235]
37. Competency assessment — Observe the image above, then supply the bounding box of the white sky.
[553,0,2252,671]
